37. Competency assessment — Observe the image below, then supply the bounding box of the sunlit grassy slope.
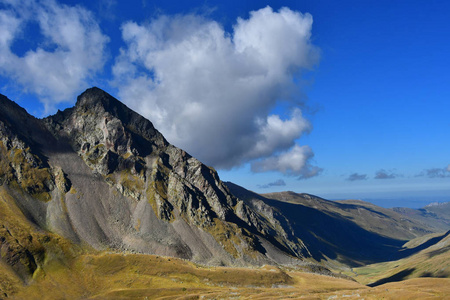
[349,231,450,287]
[2,251,450,299]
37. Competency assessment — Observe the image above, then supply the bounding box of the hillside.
[425,201,450,218]
[350,231,450,286]
[392,202,450,233]
[4,250,450,299]
[226,183,448,267]
[269,193,439,240]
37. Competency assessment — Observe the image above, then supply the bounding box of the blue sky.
[0,0,449,208]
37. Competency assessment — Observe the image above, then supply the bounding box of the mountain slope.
[1,88,319,280]
[226,183,446,267]
[351,231,450,286]
[392,202,450,233]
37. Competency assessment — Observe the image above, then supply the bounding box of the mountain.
[1,87,321,285]
[226,183,449,267]
[1,88,450,298]
[392,202,450,233]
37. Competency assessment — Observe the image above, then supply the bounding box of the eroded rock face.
[0,88,310,271]
[0,103,55,202]
[45,88,240,225]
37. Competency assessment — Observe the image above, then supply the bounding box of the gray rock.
[0,88,309,269]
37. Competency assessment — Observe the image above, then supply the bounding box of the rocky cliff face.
[0,88,310,277]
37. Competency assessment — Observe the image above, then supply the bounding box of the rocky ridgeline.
[0,96,58,201]
[0,88,310,274]
[45,89,257,233]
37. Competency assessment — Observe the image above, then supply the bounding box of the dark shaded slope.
[226,182,444,267]
[265,197,408,265]
[272,193,436,240]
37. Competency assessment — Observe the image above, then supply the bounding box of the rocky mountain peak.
[1,88,310,268]
[75,86,114,108]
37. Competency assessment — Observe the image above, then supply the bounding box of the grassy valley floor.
[1,252,449,299]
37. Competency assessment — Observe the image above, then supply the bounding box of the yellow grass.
[4,252,363,299]
[4,250,449,299]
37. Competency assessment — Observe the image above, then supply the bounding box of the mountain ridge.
[226,182,449,267]
[0,88,315,276]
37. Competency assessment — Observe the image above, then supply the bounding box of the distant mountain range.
[226,183,450,267]
[1,88,449,298]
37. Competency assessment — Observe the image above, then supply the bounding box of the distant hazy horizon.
[318,188,450,209]
[331,196,450,209]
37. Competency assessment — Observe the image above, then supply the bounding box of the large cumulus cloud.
[0,0,109,112]
[113,6,321,176]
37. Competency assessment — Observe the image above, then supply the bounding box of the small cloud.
[418,167,450,178]
[347,173,367,181]
[374,169,397,179]
[258,179,286,189]
[251,145,322,179]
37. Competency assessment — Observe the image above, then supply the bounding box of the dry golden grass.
[4,252,357,299]
[2,250,448,299]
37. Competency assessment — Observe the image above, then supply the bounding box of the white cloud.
[251,108,311,158]
[113,6,321,175]
[251,145,322,179]
[0,0,108,112]
[447,164,450,172]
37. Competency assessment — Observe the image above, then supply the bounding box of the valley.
[1,88,449,299]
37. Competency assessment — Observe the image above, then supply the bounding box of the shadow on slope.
[427,245,450,258]
[367,268,416,287]
[225,182,446,267]
[400,231,450,258]
[262,197,406,266]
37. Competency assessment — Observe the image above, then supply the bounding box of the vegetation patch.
[85,143,106,165]
[146,160,174,221]
[119,170,144,194]
[0,143,53,202]
[204,219,242,258]
[0,188,81,298]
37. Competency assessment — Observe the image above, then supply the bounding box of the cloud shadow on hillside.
[367,268,415,287]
